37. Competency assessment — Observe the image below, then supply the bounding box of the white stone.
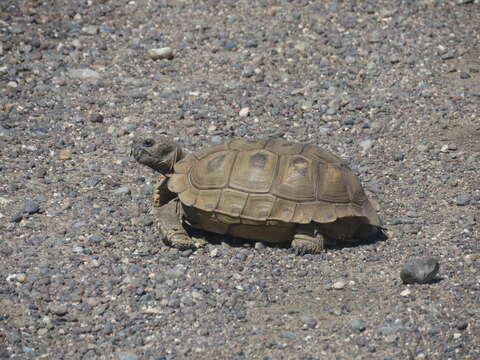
[239,107,250,117]
[147,47,174,60]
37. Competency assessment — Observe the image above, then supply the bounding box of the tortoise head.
[131,135,183,174]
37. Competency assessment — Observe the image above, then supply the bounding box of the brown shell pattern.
[168,139,381,226]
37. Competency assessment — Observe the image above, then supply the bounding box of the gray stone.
[24,199,40,214]
[300,315,317,329]
[377,323,407,335]
[81,25,99,35]
[73,246,85,254]
[456,321,468,331]
[319,126,331,136]
[235,252,248,261]
[400,258,439,284]
[280,331,297,339]
[11,213,23,223]
[85,178,99,187]
[441,52,456,60]
[117,352,139,360]
[455,194,471,206]
[210,135,223,145]
[112,187,131,195]
[360,139,374,151]
[68,68,101,79]
[351,319,367,332]
[49,304,68,316]
[89,234,103,245]
[390,55,400,64]
[224,41,237,50]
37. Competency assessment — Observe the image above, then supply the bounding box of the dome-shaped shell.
[168,139,381,226]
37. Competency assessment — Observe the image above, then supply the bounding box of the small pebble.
[279,331,297,339]
[16,274,27,283]
[73,246,85,254]
[209,248,220,257]
[392,152,404,161]
[112,186,131,195]
[49,304,68,316]
[333,281,346,290]
[351,319,367,332]
[417,144,430,152]
[441,52,456,60]
[456,321,468,331]
[68,68,101,79]
[24,199,40,214]
[239,107,250,117]
[224,41,237,51]
[88,113,104,123]
[400,289,411,297]
[117,352,139,360]
[11,213,23,223]
[85,178,100,187]
[254,242,265,250]
[390,54,400,64]
[360,139,373,151]
[235,252,248,261]
[180,249,193,257]
[147,47,174,60]
[59,149,72,160]
[455,194,471,206]
[37,328,48,336]
[81,25,98,35]
[300,315,317,329]
[400,258,439,284]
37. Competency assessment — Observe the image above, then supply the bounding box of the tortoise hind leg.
[156,199,206,250]
[291,223,326,255]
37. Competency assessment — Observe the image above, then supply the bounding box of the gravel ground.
[1,0,479,359]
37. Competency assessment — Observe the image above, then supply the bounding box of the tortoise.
[132,136,382,254]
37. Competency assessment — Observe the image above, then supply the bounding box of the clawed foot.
[291,237,325,256]
[162,230,207,251]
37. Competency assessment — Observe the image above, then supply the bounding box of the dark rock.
[456,321,468,331]
[400,258,439,284]
[392,152,404,161]
[88,114,104,123]
[12,213,23,223]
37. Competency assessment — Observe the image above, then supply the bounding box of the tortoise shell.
[168,138,381,227]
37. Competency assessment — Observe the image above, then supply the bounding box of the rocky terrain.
[0,0,479,359]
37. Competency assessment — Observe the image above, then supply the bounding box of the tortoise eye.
[143,139,154,147]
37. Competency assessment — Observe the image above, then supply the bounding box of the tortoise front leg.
[153,174,176,207]
[156,199,206,250]
[291,223,326,255]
